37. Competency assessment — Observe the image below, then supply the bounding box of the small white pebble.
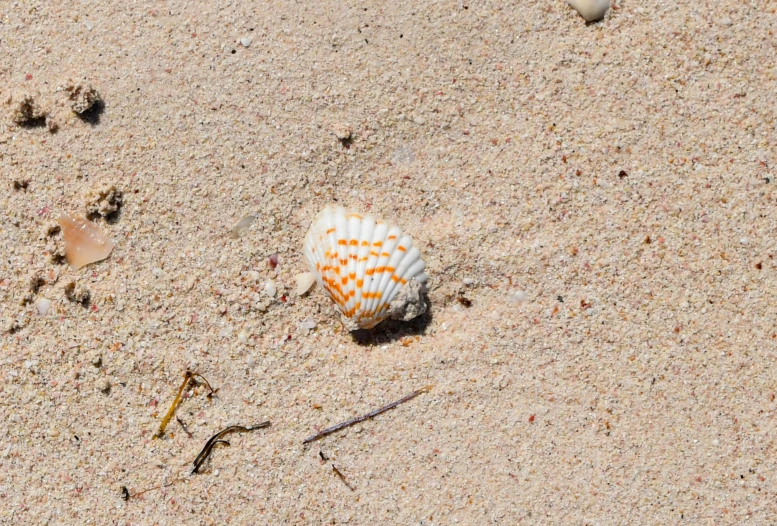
[248,271,260,282]
[740,237,749,245]
[413,116,426,125]
[462,277,475,285]
[297,319,317,334]
[34,297,52,316]
[240,37,252,47]
[247,355,256,367]
[509,290,528,303]
[566,0,609,21]
[719,17,733,27]
[264,279,277,297]
[238,330,249,344]
[84,19,94,30]
[712,439,720,446]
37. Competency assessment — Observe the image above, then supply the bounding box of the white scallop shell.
[303,205,428,330]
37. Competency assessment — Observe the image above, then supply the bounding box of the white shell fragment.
[264,279,277,298]
[303,204,428,331]
[294,272,316,296]
[566,0,609,21]
[57,214,115,270]
[34,297,52,316]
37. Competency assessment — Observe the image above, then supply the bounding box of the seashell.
[566,0,609,22]
[303,205,428,330]
[57,214,115,270]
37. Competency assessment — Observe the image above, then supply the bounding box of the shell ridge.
[374,234,414,311]
[382,245,421,305]
[345,215,362,313]
[354,216,376,316]
[365,225,402,314]
[360,221,388,318]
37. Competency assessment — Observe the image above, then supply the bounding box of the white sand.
[1,1,776,523]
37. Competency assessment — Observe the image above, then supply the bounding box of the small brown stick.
[191,422,271,474]
[121,478,185,501]
[303,385,433,444]
[154,371,216,439]
[332,465,355,491]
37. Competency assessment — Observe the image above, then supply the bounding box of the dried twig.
[121,478,184,501]
[303,385,433,444]
[154,371,216,439]
[332,465,355,491]
[191,422,271,474]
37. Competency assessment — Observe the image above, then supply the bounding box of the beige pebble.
[294,272,316,295]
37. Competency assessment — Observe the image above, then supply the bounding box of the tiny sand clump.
[9,93,46,125]
[84,184,123,218]
[65,82,101,114]
[64,280,90,305]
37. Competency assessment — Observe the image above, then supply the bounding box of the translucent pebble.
[230,214,256,238]
[57,214,115,270]
[509,290,528,303]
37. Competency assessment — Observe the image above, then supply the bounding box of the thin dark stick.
[190,373,218,398]
[303,385,433,444]
[122,478,184,501]
[332,465,355,491]
[191,422,271,474]
[176,416,193,438]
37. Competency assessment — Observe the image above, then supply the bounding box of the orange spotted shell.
[303,205,428,330]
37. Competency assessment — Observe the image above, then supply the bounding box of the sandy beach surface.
[2,0,776,523]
